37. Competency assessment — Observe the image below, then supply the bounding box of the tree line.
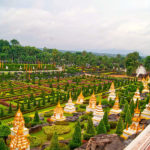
[0,39,150,75]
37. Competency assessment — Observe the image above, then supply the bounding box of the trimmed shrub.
[43,125,71,140]
[28,136,42,147]
[79,104,86,109]
[83,117,95,140]
[109,121,117,129]
[44,112,53,117]
[55,121,69,125]
[97,119,107,134]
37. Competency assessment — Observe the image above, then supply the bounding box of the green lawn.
[108,128,116,134]
[31,130,47,144]
[0,104,7,109]
[31,122,76,144]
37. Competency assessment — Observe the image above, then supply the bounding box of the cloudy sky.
[0,0,150,55]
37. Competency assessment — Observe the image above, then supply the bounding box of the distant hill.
[46,49,144,57]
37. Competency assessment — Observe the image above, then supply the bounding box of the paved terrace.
[124,124,150,150]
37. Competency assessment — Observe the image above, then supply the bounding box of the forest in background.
[0,39,150,75]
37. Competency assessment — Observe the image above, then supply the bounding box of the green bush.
[44,111,53,117]
[28,136,42,147]
[43,125,71,140]
[31,121,41,127]
[55,121,69,125]
[101,99,109,105]
[109,121,117,129]
[80,114,89,121]
[83,101,89,104]
[83,133,93,140]
[69,141,81,150]
[76,109,85,112]
[59,143,70,150]
[120,112,125,120]
[79,104,86,109]
[44,143,69,150]
[80,122,85,129]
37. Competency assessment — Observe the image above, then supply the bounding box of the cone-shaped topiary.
[125,108,132,126]
[130,100,134,115]
[8,103,12,114]
[33,110,40,123]
[69,121,82,149]
[103,111,110,131]
[116,117,124,135]
[83,117,95,140]
[123,102,128,113]
[49,132,60,150]
[0,108,4,117]
[97,119,107,134]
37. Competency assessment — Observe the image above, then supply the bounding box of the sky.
[0,0,150,55]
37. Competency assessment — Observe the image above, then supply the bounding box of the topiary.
[97,119,107,134]
[44,111,53,117]
[103,111,110,131]
[28,136,42,147]
[43,125,71,140]
[69,121,81,149]
[83,117,95,140]
[55,121,69,125]
[109,121,118,129]
[116,117,124,136]
[49,132,60,150]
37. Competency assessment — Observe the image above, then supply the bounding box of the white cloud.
[0,0,150,55]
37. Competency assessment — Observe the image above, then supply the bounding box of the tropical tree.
[144,56,150,71]
[10,39,20,46]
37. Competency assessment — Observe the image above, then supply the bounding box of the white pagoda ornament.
[142,83,149,93]
[147,76,150,84]
[141,99,150,119]
[76,90,84,104]
[142,78,147,87]
[64,93,76,113]
[51,101,66,121]
[10,108,30,150]
[136,65,146,77]
[108,82,116,101]
[19,66,22,70]
[133,88,141,103]
[92,95,104,125]
[109,94,122,114]
[86,92,97,113]
[11,108,29,136]
[10,125,30,150]
[121,103,142,139]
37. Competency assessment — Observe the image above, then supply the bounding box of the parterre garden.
[0,72,135,118]
[0,71,149,150]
